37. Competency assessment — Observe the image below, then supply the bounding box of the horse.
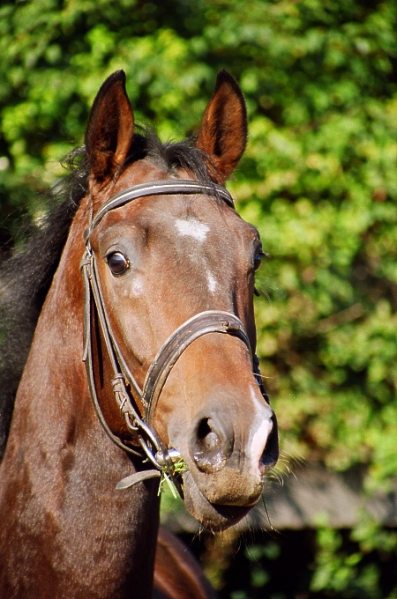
[0,69,278,598]
[153,527,215,598]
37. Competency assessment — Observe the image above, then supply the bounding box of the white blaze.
[130,276,144,297]
[207,272,218,294]
[174,218,218,294]
[175,218,210,242]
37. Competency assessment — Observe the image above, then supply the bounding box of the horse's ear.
[85,70,134,183]
[196,71,247,183]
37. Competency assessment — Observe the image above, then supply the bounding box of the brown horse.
[0,70,278,598]
[154,527,215,598]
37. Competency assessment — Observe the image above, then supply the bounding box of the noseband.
[81,179,267,492]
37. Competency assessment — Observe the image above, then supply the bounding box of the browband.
[85,179,234,241]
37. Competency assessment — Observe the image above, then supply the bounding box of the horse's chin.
[182,471,254,531]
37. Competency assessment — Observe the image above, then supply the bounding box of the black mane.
[0,131,213,456]
[0,147,88,455]
[127,129,215,187]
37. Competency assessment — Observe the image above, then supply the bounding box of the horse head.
[82,70,278,531]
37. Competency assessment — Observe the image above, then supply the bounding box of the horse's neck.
[0,211,159,599]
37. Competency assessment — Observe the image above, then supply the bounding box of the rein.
[80,179,260,493]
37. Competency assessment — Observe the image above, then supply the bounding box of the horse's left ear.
[85,70,134,183]
[196,70,247,183]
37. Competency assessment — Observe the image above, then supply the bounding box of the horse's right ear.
[85,70,134,183]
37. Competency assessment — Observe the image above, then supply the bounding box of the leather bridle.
[81,179,267,492]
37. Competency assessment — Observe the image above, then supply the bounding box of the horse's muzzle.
[181,399,278,524]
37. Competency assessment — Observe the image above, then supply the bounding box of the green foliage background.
[1,0,396,596]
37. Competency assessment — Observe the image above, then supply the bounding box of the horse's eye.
[253,250,265,271]
[106,251,130,276]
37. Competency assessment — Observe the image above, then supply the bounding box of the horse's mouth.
[181,470,260,531]
[205,503,252,528]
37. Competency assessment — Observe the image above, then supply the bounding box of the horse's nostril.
[197,418,221,451]
[260,414,279,471]
[191,416,232,473]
